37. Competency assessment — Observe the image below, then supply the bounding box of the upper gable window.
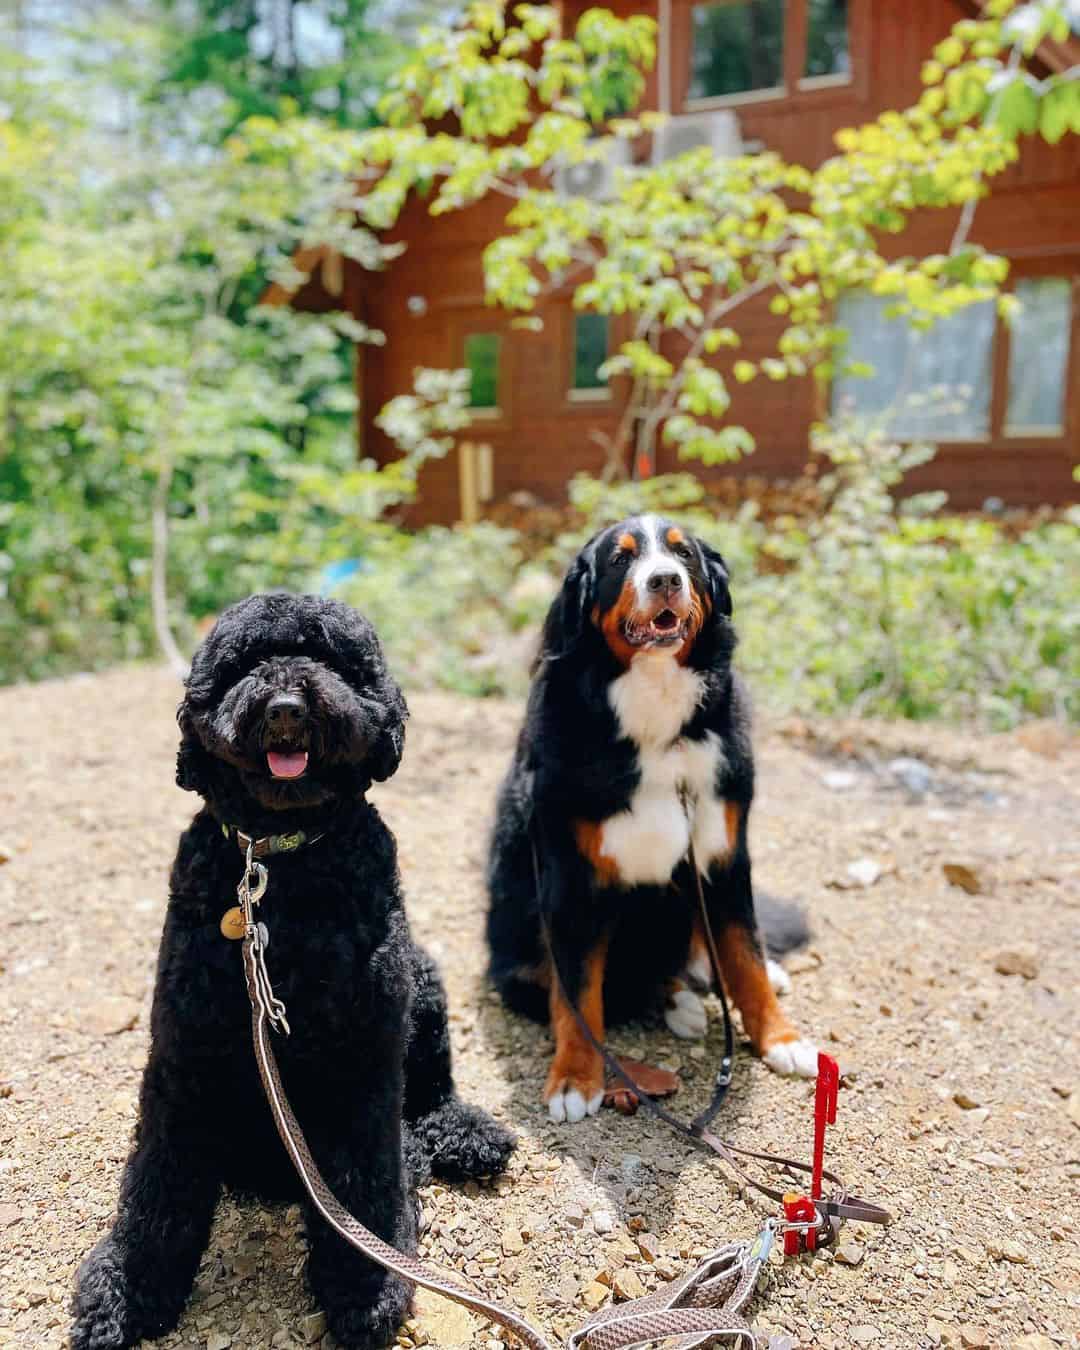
[804,0,850,81]
[687,0,852,104]
[689,0,785,102]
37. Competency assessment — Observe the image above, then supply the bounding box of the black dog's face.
[564,515,732,666]
[177,594,406,818]
[186,654,376,811]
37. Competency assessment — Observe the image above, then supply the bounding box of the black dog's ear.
[364,674,408,784]
[701,542,733,618]
[540,545,596,662]
[175,700,211,794]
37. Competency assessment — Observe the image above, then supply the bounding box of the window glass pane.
[1005,278,1071,436]
[832,294,996,440]
[573,313,609,390]
[464,333,500,409]
[805,0,849,79]
[689,1,785,100]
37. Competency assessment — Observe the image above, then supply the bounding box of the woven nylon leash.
[232,829,888,1349]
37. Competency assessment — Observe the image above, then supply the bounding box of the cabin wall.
[356,0,1080,518]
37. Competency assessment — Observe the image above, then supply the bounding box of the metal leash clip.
[239,843,290,1036]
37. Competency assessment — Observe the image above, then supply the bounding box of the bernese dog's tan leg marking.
[573,820,621,889]
[717,925,817,1077]
[544,938,608,1123]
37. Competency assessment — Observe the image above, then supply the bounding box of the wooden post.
[458,442,494,525]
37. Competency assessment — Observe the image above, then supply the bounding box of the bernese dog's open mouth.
[266,749,309,779]
[623,609,688,649]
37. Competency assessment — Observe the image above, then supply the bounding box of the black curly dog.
[72,593,514,1350]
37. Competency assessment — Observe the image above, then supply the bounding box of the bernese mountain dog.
[486,515,818,1124]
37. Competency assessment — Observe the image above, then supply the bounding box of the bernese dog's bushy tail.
[757,894,811,957]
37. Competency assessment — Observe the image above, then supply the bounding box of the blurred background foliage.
[1,0,1077,728]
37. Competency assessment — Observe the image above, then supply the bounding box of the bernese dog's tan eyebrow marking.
[617,531,638,554]
[666,526,685,547]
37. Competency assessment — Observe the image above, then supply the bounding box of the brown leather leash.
[230,822,888,1349]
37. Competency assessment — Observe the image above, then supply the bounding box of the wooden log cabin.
[280,0,1080,520]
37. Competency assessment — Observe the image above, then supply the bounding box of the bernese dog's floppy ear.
[175,699,211,795]
[701,541,733,618]
[540,545,596,661]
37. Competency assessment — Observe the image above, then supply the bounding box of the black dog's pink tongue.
[267,750,309,779]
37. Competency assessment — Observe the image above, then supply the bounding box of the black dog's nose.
[266,692,307,731]
[647,570,683,594]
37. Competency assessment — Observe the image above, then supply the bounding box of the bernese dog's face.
[581,516,732,666]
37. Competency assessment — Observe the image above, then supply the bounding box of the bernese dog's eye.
[612,549,633,567]
[673,542,693,561]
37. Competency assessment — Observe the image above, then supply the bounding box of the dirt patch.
[0,667,1077,1350]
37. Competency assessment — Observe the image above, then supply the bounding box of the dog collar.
[221,823,326,858]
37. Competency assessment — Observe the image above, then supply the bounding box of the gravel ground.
[1,665,1078,1350]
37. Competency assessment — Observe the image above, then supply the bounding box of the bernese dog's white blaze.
[630,514,692,610]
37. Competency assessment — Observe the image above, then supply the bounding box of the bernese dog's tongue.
[267,750,309,779]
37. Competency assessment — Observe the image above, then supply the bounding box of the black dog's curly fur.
[72,593,514,1350]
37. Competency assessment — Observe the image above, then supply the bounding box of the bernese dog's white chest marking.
[601,653,730,887]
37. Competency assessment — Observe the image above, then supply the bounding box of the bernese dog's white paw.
[766,958,792,996]
[763,1038,819,1078]
[547,1086,604,1124]
[665,987,708,1040]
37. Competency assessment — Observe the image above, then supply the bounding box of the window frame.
[454,319,512,426]
[567,311,613,404]
[678,0,860,114]
[999,271,1077,444]
[827,258,1079,456]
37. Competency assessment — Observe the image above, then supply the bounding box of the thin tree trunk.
[151,451,188,680]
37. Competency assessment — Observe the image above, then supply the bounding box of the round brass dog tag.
[220,906,246,940]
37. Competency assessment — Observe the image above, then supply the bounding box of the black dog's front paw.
[415,1098,516,1183]
[71,1238,141,1350]
[72,1233,188,1350]
[322,1272,413,1350]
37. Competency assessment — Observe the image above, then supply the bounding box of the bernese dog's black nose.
[647,570,683,595]
[266,691,308,732]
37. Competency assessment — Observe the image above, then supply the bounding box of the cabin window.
[571,313,610,395]
[804,0,850,81]
[831,294,996,441]
[464,333,501,412]
[688,0,786,102]
[1005,277,1072,437]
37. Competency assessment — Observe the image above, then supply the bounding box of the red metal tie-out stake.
[782,1050,841,1255]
